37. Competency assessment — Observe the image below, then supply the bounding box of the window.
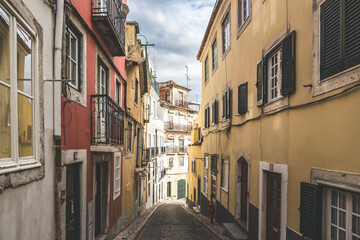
[169,157,173,168]
[221,159,229,191]
[320,0,360,80]
[65,25,81,90]
[204,56,209,83]
[238,82,248,114]
[256,31,296,106]
[212,39,218,70]
[113,152,121,199]
[179,139,185,153]
[204,106,210,128]
[0,5,38,168]
[325,188,360,240]
[204,155,209,169]
[238,0,250,27]
[211,100,218,124]
[203,176,208,196]
[115,79,122,106]
[222,11,231,54]
[167,139,174,153]
[192,158,197,174]
[126,121,132,152]
[211,155,218,172]
[179,157,184,167]
[222,88,231,120]
[134,77,139,105]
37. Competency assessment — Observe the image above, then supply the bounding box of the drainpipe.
[53,0,64,140]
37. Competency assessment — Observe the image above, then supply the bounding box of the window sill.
[221,187,229,193]
[220,119,230,128]
[237,15,251,39]
[211,124,218,131]
[0,161,41,175]
[222,46,231,61]
[263,96,289,113]
[312,65,360,97]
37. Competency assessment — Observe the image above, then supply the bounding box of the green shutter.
[281,31,296,96]
[238,82,248,114]
[344,0,360,69]
[320,0,341,80]
[256,60,263,106]
[299,182,322,240]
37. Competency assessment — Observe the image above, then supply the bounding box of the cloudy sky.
[127,0,216,104]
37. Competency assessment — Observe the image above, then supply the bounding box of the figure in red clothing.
[208,197,215,224]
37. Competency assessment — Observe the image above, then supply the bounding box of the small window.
[204,106,210,128]
[134,77,139,105]
[179,157,184,167]
[204,56,209,83]
[222,11,231,54]
[126,121,132,152]
[115,79,122,106]
[222,88,231,120]
[203,176,208,196]
[65,25,81,90]
[221,159,229,191]
[238,82,248,114]
[169,157,173,168]
[267,49,282,102]
[211,100,218,124]
[212,39,218,70]
[179,139,185,153]
[238,0,250,27]
[113,152,121,199]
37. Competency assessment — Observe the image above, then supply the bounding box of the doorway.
[95,162,109,237]
[167,182,171,197]
[197,177,201,206]
[236,157,248,226]
[66,163,81,240]
[266,171,281,240]
[177,179,186,199]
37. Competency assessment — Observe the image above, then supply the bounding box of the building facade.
[159,81,198,200]
[190,0,360,240]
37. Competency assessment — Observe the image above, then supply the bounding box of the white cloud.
[127,0,216,103]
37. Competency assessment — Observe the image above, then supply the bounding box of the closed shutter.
[320,0,342,80]
[222,94,226,119]
[344,0,360,69]
[227,89,232,119]
[212,102,215,124]
[256,60,263,106]
[238,82,248,114]
[299,182,322,240]
[281,31,296,96]
[215,100,218,123]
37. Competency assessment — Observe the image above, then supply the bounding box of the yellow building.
[123,21,148,225]
[189,0,360,239]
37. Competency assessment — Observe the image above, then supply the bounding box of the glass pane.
[332,190,338,206]
[354,195,360,214]
[339,230,345,240]
[18,94,33,157]
[331,226,337,240]
[353,215,360,235]
[0,6,10,85]
[17,25,32,96]
[339,210,346,228]
[0,85,11,158]
[71,35,76,60]
[332,207,338,224]
[339,192,346,209]
[71,61,76,83]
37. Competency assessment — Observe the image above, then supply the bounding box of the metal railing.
[91,0,125,50]
[166,146,188,154]
[164,121,192,131]
[91,94,124,145]
[174,100,189,108]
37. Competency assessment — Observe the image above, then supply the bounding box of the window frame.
[211,99,218,125]
[204,55,209,83]
[65,26,80,90]
[0,3,40,172]
[126,121,132,153]
[222,88,231,120]
[115,78,122,106]
[113,152,121,199]
[179,156,184,167]
[267,48,283,102]
[212,38,218,71]
[221,158,229,191]
[134,77,139,106]
[222,10,231,55]
[204,176,208,196]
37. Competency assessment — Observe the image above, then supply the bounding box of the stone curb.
[182,205,230,240]
[128,203,165,240]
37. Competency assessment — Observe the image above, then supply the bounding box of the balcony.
[91,0,126,56]
[174,100,189,108]
[91,95,124,145]
[164,121,192,132]
[166,146,188,154]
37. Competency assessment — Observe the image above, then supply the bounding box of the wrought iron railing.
[166,146,188,154]
[164,121,192,131]
[91,0,125,48]
[174,100,189,108]
[91,94,124,145]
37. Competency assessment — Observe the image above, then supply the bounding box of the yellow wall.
[193,0,360,235]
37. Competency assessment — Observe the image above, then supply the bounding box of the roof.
[158,80,191,92]
[196,0,223,60]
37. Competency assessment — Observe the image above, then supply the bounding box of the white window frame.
[115,78,122,107]
[113,152,121,199]
[221,158,229,191]
[0,2,40,173]
[66,27,79,90]
[222,10,231,55]
[267,48,282,102]
[212,39,218,71]
[204,176,208,196]
[204,155,209,169]
[324,187,360,240]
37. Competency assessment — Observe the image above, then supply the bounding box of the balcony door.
[266,171,281,240]
[98,62,108,142]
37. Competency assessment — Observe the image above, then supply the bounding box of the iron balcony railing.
[174,100,189,108]
[91,0,125,56]
[166,146,188,154]
[91,94,124,145]
[164,121,192,131]
[146,146,165,160]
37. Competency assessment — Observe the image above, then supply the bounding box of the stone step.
[223,222,248,240]
[192,206,201,213]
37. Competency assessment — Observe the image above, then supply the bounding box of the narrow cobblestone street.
[135,202,219,240]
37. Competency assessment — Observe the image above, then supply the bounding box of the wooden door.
[197,177,201,206]
[66,164,80,240]
[266,172,281,240]
[177,179,186,199]
[167,182,171,197]
[240,159,248,223]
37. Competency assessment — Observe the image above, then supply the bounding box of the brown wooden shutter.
[320,0,341,80]
[238,82,248,114]
[256,60,264,106]
[344,0,360,69]
[215,100,218,123]
[281,31,296,96]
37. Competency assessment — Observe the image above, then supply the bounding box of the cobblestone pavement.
[135,201,220,240]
